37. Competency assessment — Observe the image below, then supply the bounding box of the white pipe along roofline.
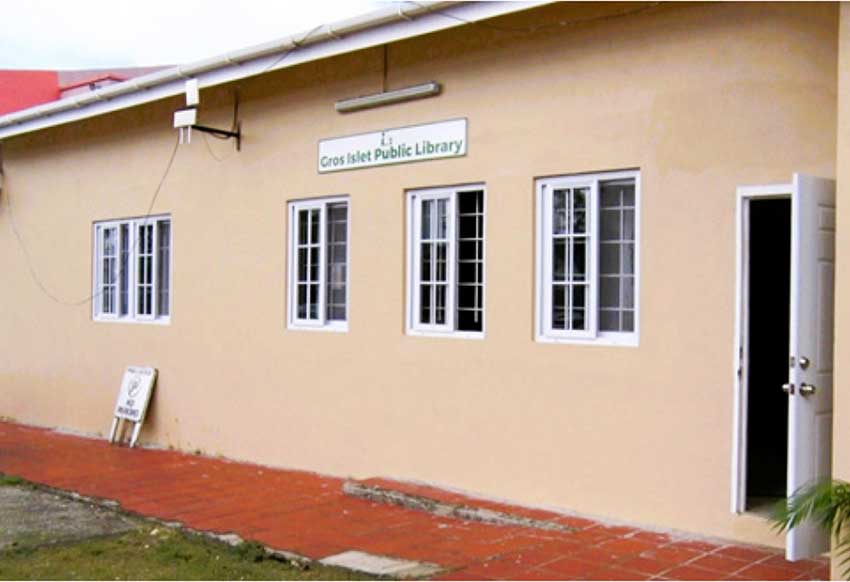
[0,1,552,140]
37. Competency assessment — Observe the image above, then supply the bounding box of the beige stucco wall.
[0,2,839,548]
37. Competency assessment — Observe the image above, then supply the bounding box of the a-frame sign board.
[109,366,157,448]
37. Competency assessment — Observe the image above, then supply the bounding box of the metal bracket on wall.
[192,92,242,151]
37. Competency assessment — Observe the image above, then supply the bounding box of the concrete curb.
[342,480,574,532]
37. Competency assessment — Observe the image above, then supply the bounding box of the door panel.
[786,174,835,560]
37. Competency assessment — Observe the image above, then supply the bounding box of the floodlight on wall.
[173,79,241,150]
[335,82,441,113]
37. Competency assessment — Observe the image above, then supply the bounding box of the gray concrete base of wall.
[341,480,574,532]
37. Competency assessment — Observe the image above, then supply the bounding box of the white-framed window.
[287,196,349,331]
[93,215,171,323]
[535,170,639,345]
[406,184,485,338]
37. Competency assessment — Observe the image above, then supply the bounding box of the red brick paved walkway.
[0,421,829,580]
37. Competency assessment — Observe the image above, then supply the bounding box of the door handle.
[782,383,795,395]
[799,383,817,397]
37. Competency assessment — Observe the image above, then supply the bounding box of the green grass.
[0,474,24,487]
[0,527,379,581]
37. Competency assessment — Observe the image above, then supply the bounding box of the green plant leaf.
[770,479,849,578]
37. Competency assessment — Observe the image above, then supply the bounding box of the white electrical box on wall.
[173,108,197,128]
[185,79,200,107]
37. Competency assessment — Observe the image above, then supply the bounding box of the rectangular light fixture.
[335,82,441,113]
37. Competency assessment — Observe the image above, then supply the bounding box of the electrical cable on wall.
[4,134,180,307]
[202,131,237,162]
[195,22,325,161]
[261,23,325,75]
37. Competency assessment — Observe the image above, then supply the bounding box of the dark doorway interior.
[745,197,791,510]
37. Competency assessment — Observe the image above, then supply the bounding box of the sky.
[0,0,390,70]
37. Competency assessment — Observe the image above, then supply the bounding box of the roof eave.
[0,1,552,140]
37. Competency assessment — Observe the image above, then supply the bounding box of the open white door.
[786,173,835,560]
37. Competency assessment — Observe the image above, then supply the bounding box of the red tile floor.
[0,421,830,580]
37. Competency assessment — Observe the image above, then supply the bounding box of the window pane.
[328,203,348,240]
[308,247,319,282]
[309,284,319,318]
[421,243,432,282]
[326,202,347,321]
[457,284,480,310]
[309,210,319,244]
[552,285,566,330]
[297,285,308,318]
[601,209,621,240]
[120,225,129,316]
[420,284,432,323]
[572,285,586,322]
[572,238,586,282]
[421,200,432,239]
[136,224,154,316]
[553,239,566,282]
[328,283,346,306]
[297,248,308,281]
[456,190,484,333]
[435,284,446,324]
[600,277,619,308]
[623,186,635,207]
[436,199,448,239]
[600,309,620,331]
[600,243,619,275]
[622,243,635,274]
[157,221,170,317]
[597,179,636,335]
[623,209,635,241]
[458,240,479,261]
[104,228,115,255]
[553,190,567,234]
[572,308,586,330]
[601,187,620,208]
[548,186,593,334]
[458,261,482,283]
[572,188,587,234]
[457,190,481,214]
[622,276,635,309]
[100,227,116,315]
[435,243,447,282]
[329,244,345,263]
[457,308,483,332]
[459,213,479,239]
[298,210,309,244]
[622,310,635,332]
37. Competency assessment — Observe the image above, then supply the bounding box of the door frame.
[731,182,792,514]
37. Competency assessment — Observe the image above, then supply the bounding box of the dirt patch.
[0,484,139,551]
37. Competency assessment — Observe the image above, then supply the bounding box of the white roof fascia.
[0,1,552,140]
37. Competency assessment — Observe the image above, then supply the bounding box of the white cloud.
[0,0,388,69]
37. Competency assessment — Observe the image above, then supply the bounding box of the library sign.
[318,118,467,173]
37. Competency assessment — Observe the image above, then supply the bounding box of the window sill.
[535,333,639,347]
[406,329,485,340]
[287,323,349,333]
[93,317,171,326]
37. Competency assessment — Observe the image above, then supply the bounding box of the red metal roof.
[0,67,167,115]
[0,70,59,115]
